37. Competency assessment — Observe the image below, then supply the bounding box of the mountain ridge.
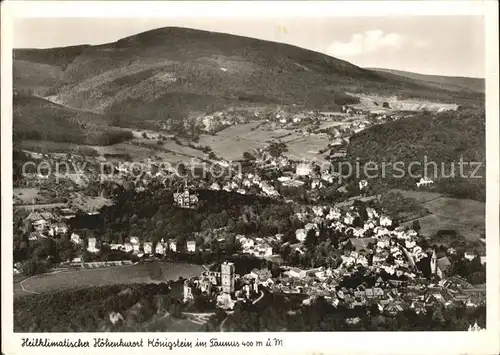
[367,67,485,93]
[13,26,484,142]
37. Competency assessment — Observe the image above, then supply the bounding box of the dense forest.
[14,282,186,332]
[347,108,485,201]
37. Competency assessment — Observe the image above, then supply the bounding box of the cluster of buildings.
[184,262,275,310]
[25,210,70,241]
[208,172,280,198]
[183,261,240,309]
[290,204,391,244]
[83,237,198,257]
[173,189,199,209]
[265,202,486,312]
[236,234,282,258]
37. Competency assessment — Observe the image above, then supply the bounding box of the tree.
[57,235,75,262]
[412,220,421,233]
[243,152,256,161]
[304,229,318,251]
[23,259,46,276]
[268,142,288,158]
[32,242,50,260]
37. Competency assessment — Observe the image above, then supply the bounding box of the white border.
[1,1,499,355]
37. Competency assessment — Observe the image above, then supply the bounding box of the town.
[14,148,486,331]
[11,19,488,334]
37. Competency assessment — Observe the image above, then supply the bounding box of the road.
[219,311,234,332]
[183,312,215,325]
[252,291,264,305]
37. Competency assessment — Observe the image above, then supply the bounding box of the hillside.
[368,68,485,93]
[13,93,133,145]
[14,27,484,135]
[346,107,485,201]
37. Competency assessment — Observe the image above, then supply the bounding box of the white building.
[143,242,153,255]
[187,240,196,253]
[87,237,99,253]
[155,242,165,255]
[312,206,324,217]
[379,215,392,227]
[295,229,307,242]
[464,251,476,261]
[287,267,307,279]
[326,208,342,220]
[130,237,141,253]
[256,244,273,257]
[124,243,133,253]
[168,239,177,252]
[210,182,221,191]
[344,213,355,225]
[70,233,82,245]
[416,177,434,187]
[296,163,312,176]
[468,321,485,332]
[366,208,379,219]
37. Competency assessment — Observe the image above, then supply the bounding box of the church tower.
[430,249,437,274]
[221,261,235,294]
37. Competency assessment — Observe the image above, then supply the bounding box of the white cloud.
[414,40,429,48]
[327,29,405,57]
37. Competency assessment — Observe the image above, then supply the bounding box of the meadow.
[198,122,332,162]
[394,189,485,241]
[13,188,40,204]
[15,262,204,297]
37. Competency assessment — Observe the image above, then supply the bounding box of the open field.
[409,214,484,241]
[394,189,485,241]
[69,193,113,212]
[199,123,270,160]
[18,138,206,165]
[284,134,331,163]
[13,188,40,204]
[200,134,267,161]
[425,197,485,227]
[14,202,68,210]
[389,188,443,203]
[199,122,333,162]
[14,262,204,298]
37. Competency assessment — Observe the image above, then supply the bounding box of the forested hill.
[346,108,485,201]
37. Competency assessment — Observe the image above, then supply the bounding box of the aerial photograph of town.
[11,15,487,332]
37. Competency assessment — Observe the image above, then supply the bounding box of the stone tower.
[221,261,235,294]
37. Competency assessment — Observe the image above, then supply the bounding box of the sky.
[13,16,485,78]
